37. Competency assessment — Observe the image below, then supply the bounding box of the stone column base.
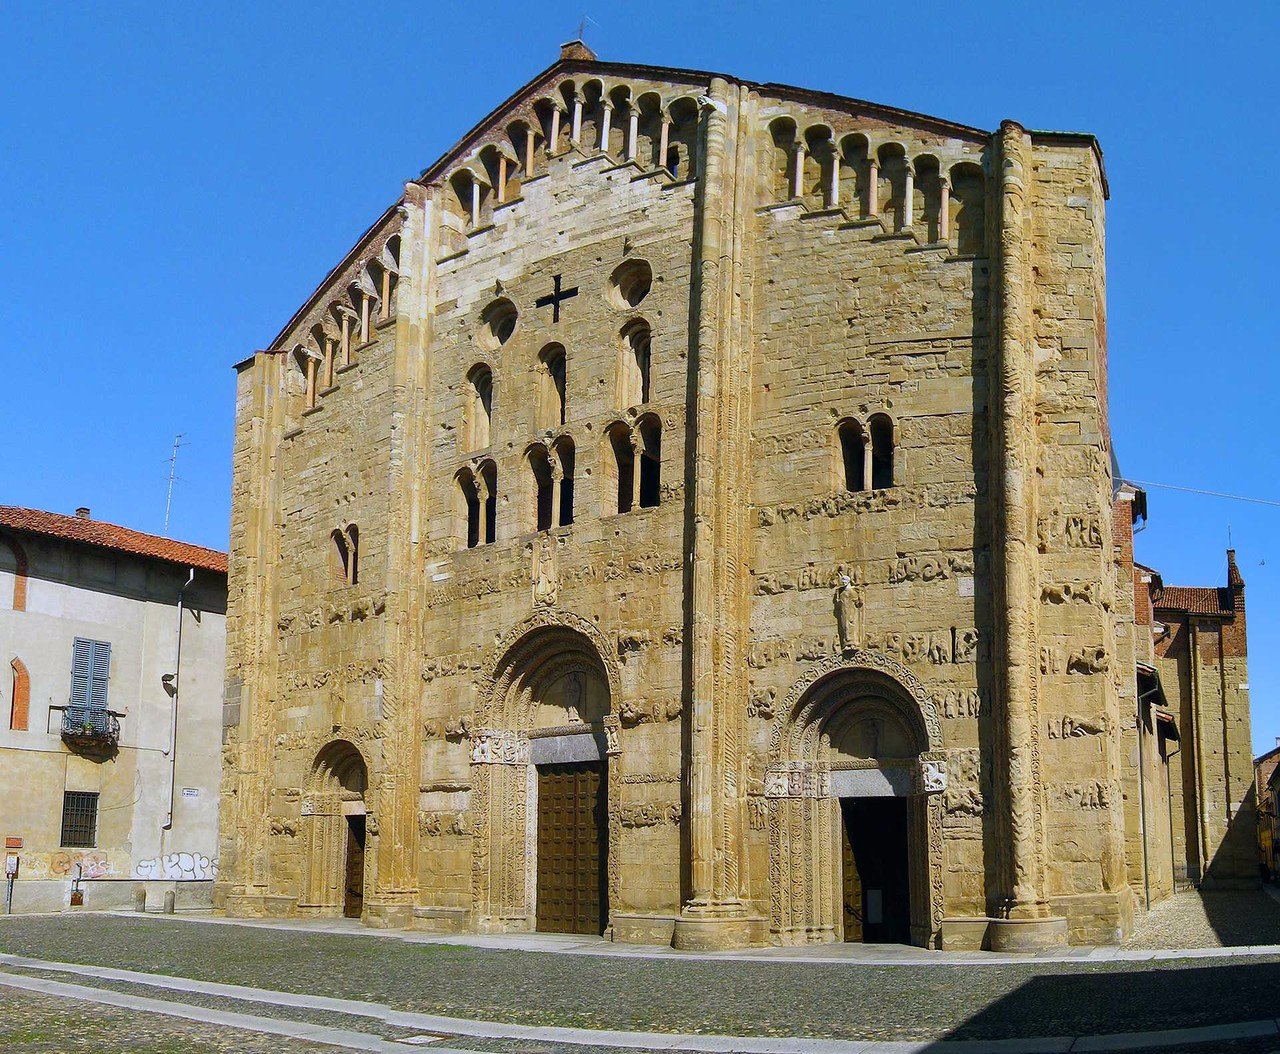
[222,893,297,919]
[987,915,1068,952]
[611,912,678,946]
[363,901,415,929]
[671,913,769,950]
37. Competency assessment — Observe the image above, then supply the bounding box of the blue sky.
[2,2,1276,751]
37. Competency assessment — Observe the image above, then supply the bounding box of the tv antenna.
[577,13,599,40]
[163,434,187,536]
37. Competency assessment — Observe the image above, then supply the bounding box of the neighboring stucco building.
[217,44,1256,950]
[0,506,227,912]
[1255,740,1280,880]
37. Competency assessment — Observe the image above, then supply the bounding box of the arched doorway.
[472,613,621,935]
[768,652,946,947]
[300,740,370,919]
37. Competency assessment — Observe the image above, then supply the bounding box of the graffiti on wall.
[134,852,219,881]
[20,851,116,881]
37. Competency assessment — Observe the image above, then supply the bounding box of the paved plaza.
[1,892,1279,1052]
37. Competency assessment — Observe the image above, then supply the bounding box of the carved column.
[571,95,583,145]
[903,161,915,230]
[600,102,613,153]
[939,177,951,243]
[790,143,805,199]
[674,78,762,950]
[867,158,879,217]
[988,120,1063,950]
[658,116,671,171]
[549,107,562,156]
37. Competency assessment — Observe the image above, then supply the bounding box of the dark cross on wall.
[536,274,579,323]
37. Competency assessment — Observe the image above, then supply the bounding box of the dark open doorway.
[841,796,911,943]
[343,814,365,919]
[536,760,607,935]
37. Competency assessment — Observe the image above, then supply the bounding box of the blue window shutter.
[71,639,92,706]
[71,638,111,710]
[89,641,111,710]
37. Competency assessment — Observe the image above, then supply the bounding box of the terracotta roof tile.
[0,506,227,574]
[1153,585,1232,616]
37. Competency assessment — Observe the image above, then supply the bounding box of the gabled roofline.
[249,54,1106,360]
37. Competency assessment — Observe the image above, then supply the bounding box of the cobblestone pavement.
[1,915,1280,1046]
[1127,889,1280,949]
[0,986,334,1052]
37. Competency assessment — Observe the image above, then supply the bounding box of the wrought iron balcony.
[61,706,120,749]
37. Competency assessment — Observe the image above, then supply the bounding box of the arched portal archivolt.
[471,612,620,932]
[768,651,946,948]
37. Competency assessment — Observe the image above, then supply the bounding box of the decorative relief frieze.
[917,760,948,794]
[889,551,975,584]
[617,801,681,828]
[763,761,830,799]
[423,715,472,741]
[747,686,778,720]
[939,688,986,719]
[418,811,471,837]
[620,772,681,785]
[1056,780,1114,810]
[422,652,488,683]
[756,482,979,527]
[1040,581,1101,606]
[277,592,387,636]
[1046,715,1108,739]
[943,749,985,820]
[1036,508,1104,552]
[268,817,298,837]
[618,696,682,726]
[747,630,983,669]
[469,728,529,765]
[1066,646,1110,675]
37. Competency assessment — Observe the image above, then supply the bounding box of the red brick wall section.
[1223,550,1248,660]
[9,657,28,731]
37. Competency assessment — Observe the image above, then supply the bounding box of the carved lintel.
[763,760,830,799]
[468,728,529,765]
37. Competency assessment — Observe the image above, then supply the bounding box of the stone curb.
[2,952,1277,1053]
[0,968,439,1053]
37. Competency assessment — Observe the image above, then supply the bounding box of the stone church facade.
[215,44,1255,949]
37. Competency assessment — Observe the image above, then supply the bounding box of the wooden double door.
[536,761,607,935]
[343,814,366,919]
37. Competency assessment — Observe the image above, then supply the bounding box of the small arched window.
[539,345,567,428]
[479,462,498,545]
[345,525,359,586]
[10,657,29,731]
[869,414,895,490]
[607,424,635,514]
[529,446,555,532]
[554,437,576,527]
[619,322,651,408]
[330,530,350,584]
[458,470,481,549]
[837,420,866,493]
[637,416,662,509]
[466,364,494,451]
[951,164,986,256]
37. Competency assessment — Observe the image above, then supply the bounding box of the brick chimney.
[559,39,597,62]
[75,507,91,519]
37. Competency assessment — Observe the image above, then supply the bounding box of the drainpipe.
[163,567,196,832]
[1136,683,1161,911]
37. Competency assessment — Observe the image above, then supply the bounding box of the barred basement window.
[60,791,99,848]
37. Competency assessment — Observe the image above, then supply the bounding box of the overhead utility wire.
[1126,479,1280,509]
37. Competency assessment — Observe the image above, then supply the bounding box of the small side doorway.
[840,797,911,943]
[343,814,366,919]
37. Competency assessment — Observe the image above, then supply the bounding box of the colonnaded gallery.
[215,44,1257,950]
